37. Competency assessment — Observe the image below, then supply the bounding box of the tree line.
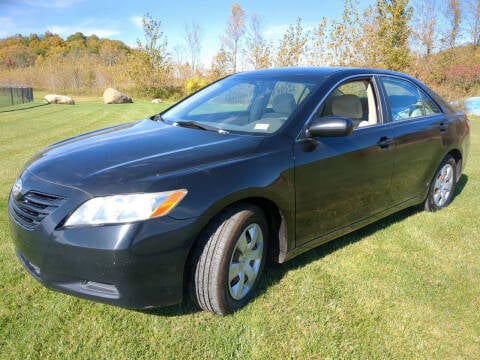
[1,0,479,100]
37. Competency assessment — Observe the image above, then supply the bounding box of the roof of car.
[233,66,407,79]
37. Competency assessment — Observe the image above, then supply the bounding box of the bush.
[143,85,184,101]
[185,76,209,95]
[445,64,480,93]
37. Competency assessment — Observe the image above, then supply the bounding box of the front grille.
[9,191,65,230]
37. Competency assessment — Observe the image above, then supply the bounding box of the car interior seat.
[263,93,296,119]
[331,94,363,120]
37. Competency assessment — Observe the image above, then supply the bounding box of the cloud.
[129,16,143,29]
[48,25,120,38]
[84,29,120,38]
[20,0,83,8]
[0,17,15,38]
[264,25,289,39]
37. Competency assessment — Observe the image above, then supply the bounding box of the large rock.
[103,88,132,104]
[44,94,75,105]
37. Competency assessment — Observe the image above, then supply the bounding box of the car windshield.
[161,75,319,135]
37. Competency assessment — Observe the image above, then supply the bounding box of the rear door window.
[380,77,441,121]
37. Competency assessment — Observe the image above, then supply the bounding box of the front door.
[294,77,395,246]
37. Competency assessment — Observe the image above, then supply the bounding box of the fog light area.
[81,280,119,297]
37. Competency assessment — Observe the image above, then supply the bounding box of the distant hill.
[0,32,131,70]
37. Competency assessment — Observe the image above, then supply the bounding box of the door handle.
[377,136,393,149]
[439,122,447,133]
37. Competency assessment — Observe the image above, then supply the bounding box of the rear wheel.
[190,204,268,315]
[424,155,457,211]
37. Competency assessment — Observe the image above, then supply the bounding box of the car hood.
[25,119,262,194]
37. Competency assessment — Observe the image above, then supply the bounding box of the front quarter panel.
[165,133,296,245]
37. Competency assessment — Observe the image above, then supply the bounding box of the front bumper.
[8,171,200,309]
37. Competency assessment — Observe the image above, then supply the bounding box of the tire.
[190,204,268,315]
[424,155,457,212]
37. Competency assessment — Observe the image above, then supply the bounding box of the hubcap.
[433,163,454,207]
[228,223,264,300]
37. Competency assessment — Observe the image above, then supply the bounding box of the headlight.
[64,189,187,227]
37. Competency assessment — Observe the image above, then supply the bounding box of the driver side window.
[319,79,378,128]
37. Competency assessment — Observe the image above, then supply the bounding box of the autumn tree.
[326,0,362,65]
[0,31,131,94]
[99,40,129,66]
[467,0,480,46]
[411,0,438,56]
[442,0,461,49]
[244,13,271,69]
[185,21,201,74]
[0,44,36,69]
[39,32,66,58]
[223,3,246,72]
[67,32,87,43]
[66,32,87,59]
[208,46,231,80]
[276,18,308,67]
[86,34,100,54]
[355,5,382,67]
[308,18,329,66]
[128,13,172,96]
[375,0,413,71]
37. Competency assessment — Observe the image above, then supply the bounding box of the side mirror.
[306,116,353,138]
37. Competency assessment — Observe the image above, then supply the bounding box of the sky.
[0,0,376,66]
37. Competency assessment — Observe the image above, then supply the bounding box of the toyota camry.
[8,67,470,315]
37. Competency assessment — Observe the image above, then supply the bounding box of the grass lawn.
[0,99,479,359]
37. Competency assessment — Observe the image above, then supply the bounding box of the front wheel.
[424,155,457,212]
[190,204,268,315]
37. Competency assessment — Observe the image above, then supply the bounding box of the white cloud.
[86,29,120,38]
[21,0,83,8]
[48,25,70,35]
[264,24,290,39]
[48,25,120,38]
[129,16,143,29]
[0,17,15,38]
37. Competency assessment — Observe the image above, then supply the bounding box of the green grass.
[0,101,479,359]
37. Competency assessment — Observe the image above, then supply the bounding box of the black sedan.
[8,67,470,315]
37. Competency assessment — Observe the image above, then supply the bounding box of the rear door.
[294,77,395,246]
[378,76,447,204]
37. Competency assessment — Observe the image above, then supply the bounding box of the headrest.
[332,94,362,119]
[272,93,296,114]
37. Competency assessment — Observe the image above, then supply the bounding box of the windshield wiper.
[173,121,229,134]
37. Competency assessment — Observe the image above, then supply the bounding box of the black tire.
[424,155,457,212]
[189,204,268,315]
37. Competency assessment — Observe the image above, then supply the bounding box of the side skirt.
[277,197,421,263]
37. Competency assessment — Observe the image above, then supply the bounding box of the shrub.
[185,76,209,95]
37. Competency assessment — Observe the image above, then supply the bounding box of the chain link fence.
[0,86,33,107]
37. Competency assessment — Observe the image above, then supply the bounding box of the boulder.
[44,94,75,105]
[151,98,163,104]
[103,88,132,104]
